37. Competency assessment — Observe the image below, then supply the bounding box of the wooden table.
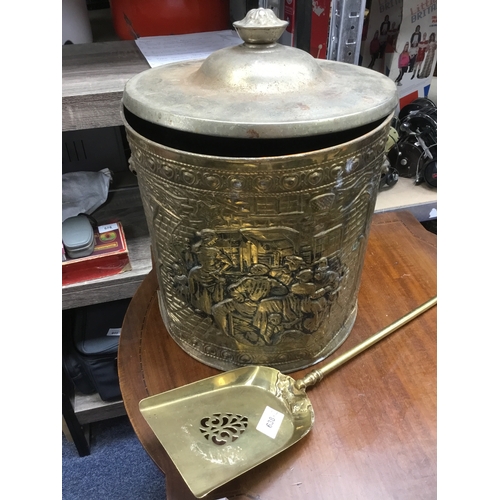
[118,211,437,500]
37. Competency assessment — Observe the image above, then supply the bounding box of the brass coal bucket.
[122,8,398,373]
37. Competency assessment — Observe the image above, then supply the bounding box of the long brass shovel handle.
[295,296,437,390]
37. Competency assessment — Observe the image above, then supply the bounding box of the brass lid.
[123,8,398,139]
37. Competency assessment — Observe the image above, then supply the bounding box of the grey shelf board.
[74,392,126,425]
[62,40,149,131]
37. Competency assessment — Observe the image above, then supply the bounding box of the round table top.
[118,211,437,500]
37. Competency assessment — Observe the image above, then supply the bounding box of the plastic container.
[62,215,95,259]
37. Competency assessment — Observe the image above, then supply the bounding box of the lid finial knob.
[233,8,288,45]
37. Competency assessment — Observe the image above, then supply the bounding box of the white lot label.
[98,223,119,234]
[107,328,121,336]
[256,406,284,439]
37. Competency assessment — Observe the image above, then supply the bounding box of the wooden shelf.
[73,393,126,425]
[62,40,149,131]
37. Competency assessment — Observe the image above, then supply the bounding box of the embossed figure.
[188,248,226,315]
[255,260,338,341]
[290,269,328,333]
[179,236,196,271]
[211,264,287,344]
[170,262,190,299]
[269,255,306,286]
[313,257,331,284]
[263,313,284,345]
[253,293,300,342]
[313,257,340,296]
[254,259,321,342]
[192,229,233,273]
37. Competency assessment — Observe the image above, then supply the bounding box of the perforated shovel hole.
[200,413,249,446]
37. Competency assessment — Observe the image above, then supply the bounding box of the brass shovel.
[139,296,437,498]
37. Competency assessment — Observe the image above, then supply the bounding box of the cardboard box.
[62,222,131,286]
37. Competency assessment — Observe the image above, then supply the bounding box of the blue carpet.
[62,415,165,499]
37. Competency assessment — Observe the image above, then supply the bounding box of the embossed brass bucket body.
[124,115,392,372]
[122,8,398,372]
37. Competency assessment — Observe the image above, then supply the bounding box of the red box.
[109,0,230,40]
[62,222,131,286]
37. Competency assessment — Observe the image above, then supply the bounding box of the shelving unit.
[62,9,437,453]
[62,184,151,310]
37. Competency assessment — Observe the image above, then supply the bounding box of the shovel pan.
[139,296,437,498]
